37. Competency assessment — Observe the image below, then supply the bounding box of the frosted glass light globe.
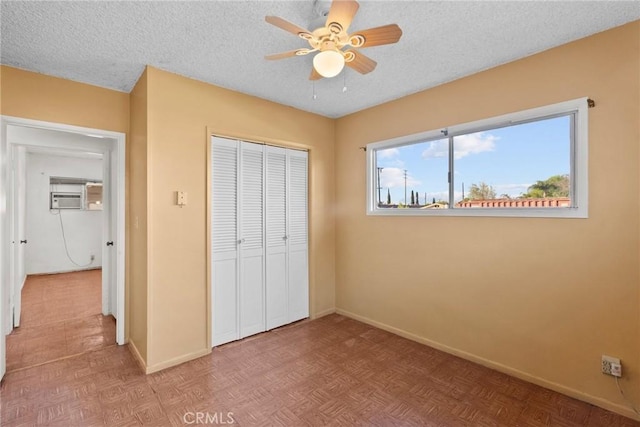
[313,50,345,78]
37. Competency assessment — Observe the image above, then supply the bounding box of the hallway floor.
[2,313,638,426]
[5,269,115,372]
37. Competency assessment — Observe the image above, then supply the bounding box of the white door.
[8,146,18,328]
[12,147,27,328]
[102,151,112,316]
[287,150,309,323]
[238,142,265,338]
[211,139,308,344]
[265,146,288,330]
[211,137,240,346]
[0,124,5,381]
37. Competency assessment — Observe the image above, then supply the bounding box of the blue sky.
[376,115,571,204]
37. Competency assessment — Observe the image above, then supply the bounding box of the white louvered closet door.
[238,142,265,338]
[211,137,239,346]
[287,150,309,323]
[212,137,308,346]
[265,146,288,330]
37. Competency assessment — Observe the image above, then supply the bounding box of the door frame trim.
[0,116,126,347]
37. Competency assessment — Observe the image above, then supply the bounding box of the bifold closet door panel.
[211,137,240,346]
[211,137,309,345]
[265,146,288,330]
[239,142,265,338]
[287,150,309,323]
[212,257,238,346]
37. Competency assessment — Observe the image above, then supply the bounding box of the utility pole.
[376,167,384,204]
[462,182,465,200]
[403,169,408,205]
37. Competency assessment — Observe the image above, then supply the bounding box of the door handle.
[20,240,27,244]
[282,235,288,241]
[106,241,114,246]
[237,238,246,244]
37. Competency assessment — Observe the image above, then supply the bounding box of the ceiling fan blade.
[265,50,307,60]
[345,50,377,74]
[325,0,360,32]
[309,67,323,81]
[265,16,312,37]
[352,24,403,48]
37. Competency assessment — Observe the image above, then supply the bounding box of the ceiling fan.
[265,0,402,80]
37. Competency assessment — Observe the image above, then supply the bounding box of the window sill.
[367,207,587,218]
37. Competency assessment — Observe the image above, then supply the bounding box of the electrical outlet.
[90,254,95,262]
[602,355,622,376]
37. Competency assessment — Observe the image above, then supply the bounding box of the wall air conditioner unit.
[51,192,83,209]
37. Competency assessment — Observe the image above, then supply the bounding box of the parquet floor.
[5,269,115,372]
[2,306,639,425]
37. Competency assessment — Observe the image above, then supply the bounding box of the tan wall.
[335,21,640,418]
[128,69,148,362]
[0,66,129,133]
[143,67,336,370]
[0,65,133,353]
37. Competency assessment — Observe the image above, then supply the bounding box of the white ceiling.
[1,1,639,118]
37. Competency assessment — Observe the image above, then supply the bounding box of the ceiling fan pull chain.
[343,72,348,93]
[313,81,317,100]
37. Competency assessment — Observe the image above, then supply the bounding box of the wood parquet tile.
[6,270,116,372]
[2,313,639,426]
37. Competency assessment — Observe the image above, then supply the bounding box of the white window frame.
[366,97,589,218]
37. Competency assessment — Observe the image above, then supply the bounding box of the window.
[86,182,103,210]
[367,98,589,218]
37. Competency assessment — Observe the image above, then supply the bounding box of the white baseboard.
[27,267,102,276]
[312,308,336,319]
[145,348,212,374]
[127,340,146,372]
[336,308,640,421]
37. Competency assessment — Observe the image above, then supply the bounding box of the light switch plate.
[176,191,187,206]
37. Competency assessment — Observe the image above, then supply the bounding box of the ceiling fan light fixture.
[265,0,402,80]
[313,50,345,78]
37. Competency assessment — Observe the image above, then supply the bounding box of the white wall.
[26,152,103,274]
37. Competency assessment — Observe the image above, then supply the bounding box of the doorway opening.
[0,116,126,380]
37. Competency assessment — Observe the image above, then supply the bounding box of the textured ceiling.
[1,1,639,118]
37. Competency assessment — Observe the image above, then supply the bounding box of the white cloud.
[421,140,448,159]
[453,132,497,159]
[380,167,421,189]
[421,132,498,160]
[377,148,400,159]
[386,158,405,168]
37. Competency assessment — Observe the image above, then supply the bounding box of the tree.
[410,190,415,205]
[468,182,497,200]
[415,192,420,205]
[386,188,391,205]
[522,174,569,198]
[432,197,436,204]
